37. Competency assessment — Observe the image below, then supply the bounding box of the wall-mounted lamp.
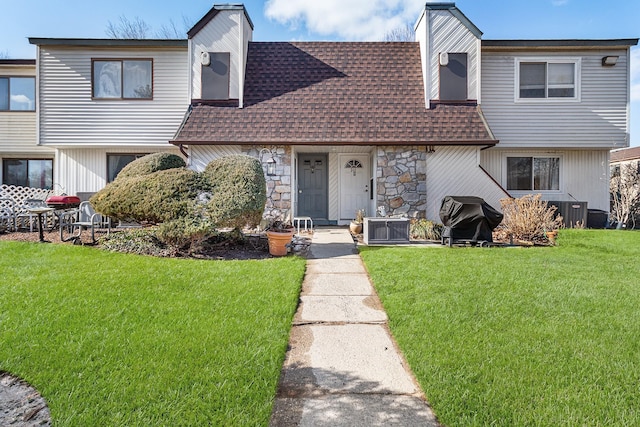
[602,56,618,66]
[427,145,436,154]
[259,148,277,176]
[439,52,449,67]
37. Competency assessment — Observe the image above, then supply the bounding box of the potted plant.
[349,209,365,234]
[265,220,294,256]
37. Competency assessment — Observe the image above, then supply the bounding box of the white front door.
[340,154,370,220]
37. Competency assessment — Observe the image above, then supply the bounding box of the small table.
[293,216,313,234]
[27,207,55,242]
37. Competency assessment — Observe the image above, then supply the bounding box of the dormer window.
[516,58,579,101]
[439,53,467,101]
[201,52,230,100]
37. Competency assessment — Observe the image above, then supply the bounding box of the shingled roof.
[172,42,497,146]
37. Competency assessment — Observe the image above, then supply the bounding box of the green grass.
[360,229,640,426]
[0,241,306,426]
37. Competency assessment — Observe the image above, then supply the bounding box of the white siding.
[428,10,480,101]
[426,146,509,221]
[56,147,180,195]
[481,49,629,149]
[190,9,251,101]
[481,148,610,211]
[189,145,242,171]
[38,46,189,147]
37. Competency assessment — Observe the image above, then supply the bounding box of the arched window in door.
[345,159,363,176]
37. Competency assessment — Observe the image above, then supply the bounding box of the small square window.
[517,59,578,101]
[507,156,559,191]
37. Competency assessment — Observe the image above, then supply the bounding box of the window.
[2,159,53,189]
[0,77,35,111]
[93,59,153,99]
[439,53,468,101]
[517,59,578,100]
[507,156,560,191]
[107,154,148,182]
[201,52,230,100]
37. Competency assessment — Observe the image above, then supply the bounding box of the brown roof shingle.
[172,42,497,146]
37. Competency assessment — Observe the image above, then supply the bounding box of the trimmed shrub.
[91,168,211,223]
[156,217,217,249]
[203,155,267,229]
[115,152,186,180]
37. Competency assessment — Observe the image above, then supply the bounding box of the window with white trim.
[516,58,579,100]
[507,156,560,191]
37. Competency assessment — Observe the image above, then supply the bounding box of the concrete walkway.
[270,228,438,426]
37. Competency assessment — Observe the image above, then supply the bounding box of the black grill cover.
[439,196,503,242]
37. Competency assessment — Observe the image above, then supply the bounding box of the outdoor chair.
[16,199,51,232]
[0,198,17,232]
[59,201,111,244]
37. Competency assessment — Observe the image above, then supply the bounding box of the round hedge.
[116,152,186,180]
[90,153,266,229]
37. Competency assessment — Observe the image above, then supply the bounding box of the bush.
[204,155,266,229]
[91,168,211,223]
[116,152,186,179]
[156,218,217,250]
[498,194,563,243]
[410,219,443,240]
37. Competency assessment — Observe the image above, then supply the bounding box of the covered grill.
[46,195,81,210]
[439,196,503,246]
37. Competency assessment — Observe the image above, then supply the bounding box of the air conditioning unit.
[363,218,410,245]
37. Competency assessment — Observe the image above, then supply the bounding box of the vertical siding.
[191,10,244,100]
[56,147,180,195]
[39,46,189,146]
[189,145,242,171]
[426,146,508,220]
[428,10,479,101]
[481,148,610,211]
[481,49,629,148]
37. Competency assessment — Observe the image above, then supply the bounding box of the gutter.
[171,104,193,159]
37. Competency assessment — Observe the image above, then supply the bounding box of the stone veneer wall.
[242,145,292,220]
[376,146,427,218]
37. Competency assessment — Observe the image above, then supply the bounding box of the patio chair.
[0,198,17,232]
[16,199,51,232]
[59,201,111,244]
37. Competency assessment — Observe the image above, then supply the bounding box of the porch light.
[601,56,618,66]
[259,148,277,176]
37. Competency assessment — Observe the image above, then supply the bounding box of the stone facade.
[243,145,292,220]
[376,146,427,218]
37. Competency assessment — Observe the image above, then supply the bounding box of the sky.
[1,0,638,146]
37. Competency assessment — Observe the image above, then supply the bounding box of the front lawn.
[360,229,640,426]
[0,241,306,426]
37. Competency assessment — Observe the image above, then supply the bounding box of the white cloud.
[265,0,424,41]
[631,47,640,102]
[10,94,33,109]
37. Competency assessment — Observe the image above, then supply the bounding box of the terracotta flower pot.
[266,229,294,256]
[349,221,363,234]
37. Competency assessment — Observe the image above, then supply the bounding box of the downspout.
[172,104,193,160]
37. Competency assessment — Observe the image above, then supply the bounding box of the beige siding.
[426,146,508,220]
[0,64,51,154]
[38,46,189,147]
[56,147,180,195]
[428,10,480,101]
[191,9,250,100]
[481,148,610,211]
[481,49,629,149]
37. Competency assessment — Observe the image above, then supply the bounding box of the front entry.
[340,154,370,220]
[297,154,328,220]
